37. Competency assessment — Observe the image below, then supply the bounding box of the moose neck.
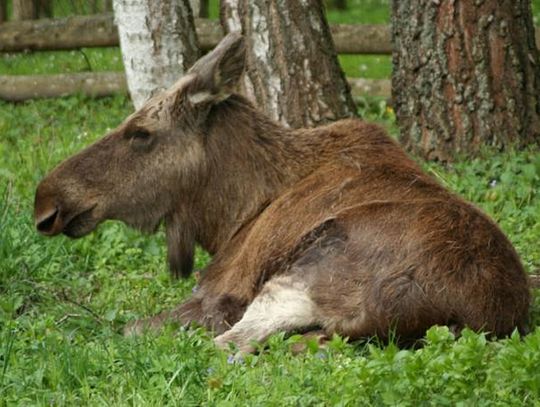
[190,95,311,254]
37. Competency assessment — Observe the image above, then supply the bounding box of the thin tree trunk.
[392,0,540,161]
[104,0,113,12]
[0,0,7,23]
[12,0,37,20]
[89,0,99,14]
[38,0,52,18]
[190,0,209,18]
[221,0,356,128]
[189,0,210,17]
[333,0,347,10]
[199,0,209,18]
[113,0,200,109]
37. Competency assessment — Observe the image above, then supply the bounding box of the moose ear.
[185,32,246,106]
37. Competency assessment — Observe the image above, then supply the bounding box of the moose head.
[34,33,247,278]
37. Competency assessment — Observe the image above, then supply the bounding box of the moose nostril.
[36,208,59,234]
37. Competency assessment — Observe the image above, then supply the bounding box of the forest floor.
[1,1,540,405]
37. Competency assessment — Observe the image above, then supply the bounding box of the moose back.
[34,34,530,352]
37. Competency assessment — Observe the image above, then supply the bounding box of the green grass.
[1,1,540,405]
[1,93,539,405]
[0,48,123,76]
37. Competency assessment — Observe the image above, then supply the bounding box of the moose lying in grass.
[35,33,530,353]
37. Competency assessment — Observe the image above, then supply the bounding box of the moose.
[35,34,530,353]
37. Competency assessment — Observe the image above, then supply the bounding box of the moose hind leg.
[214,275,319,353]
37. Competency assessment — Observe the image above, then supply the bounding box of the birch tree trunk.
[392,0,540,161]
[221,0,356,128]
[113,0,200,109]
[189,0,200,17]
[12,0,37,21]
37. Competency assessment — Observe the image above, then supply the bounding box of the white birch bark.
[221,0,356,128]
[188,0,199,17]
[12,0,36,20]
[113,0,200,109]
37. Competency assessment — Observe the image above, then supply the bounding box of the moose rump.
[34,33,530,353]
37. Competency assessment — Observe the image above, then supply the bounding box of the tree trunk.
[0,0,7,23]
[90,0,99,13]
[12,0,37,20]
[199,0,209,18]
[189,0,208,18]
[221,0,356,128]
[37,0,52,18]
[113,0,200,109]
[392,0,540,161]
[333,0,347,10]
[188,0,210,18]
[104,0,113,12]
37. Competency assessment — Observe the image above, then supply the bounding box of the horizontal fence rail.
[0,14,391,54]
[3,14,540,101]
[3,14,540,55]
[0,72,391,101]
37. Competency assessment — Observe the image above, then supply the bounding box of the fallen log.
[0,14,119,51]
[0,72,391,101]
[0,72,127,100]
[348,77,391,100]
[3,14,540,55]
[0,14,390,54]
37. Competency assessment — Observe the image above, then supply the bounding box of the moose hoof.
[214,331,256,354]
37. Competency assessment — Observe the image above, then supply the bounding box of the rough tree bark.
[221,0,356,128]
[392,0,540,161]
[12,0,37,20]
[189,0,200,17]
[113,0,200,109]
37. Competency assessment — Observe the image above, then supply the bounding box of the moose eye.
[127,129,154,151]
[131,129,150,141]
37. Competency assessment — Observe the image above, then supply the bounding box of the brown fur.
[35,34,530,345]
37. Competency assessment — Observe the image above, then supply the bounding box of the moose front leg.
[123,296,205,336]
[124,292,249,336]
[214,274,320,353]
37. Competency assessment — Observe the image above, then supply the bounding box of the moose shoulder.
[34,34,530,352]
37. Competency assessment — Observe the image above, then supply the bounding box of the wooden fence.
[0,14,392,53]
[3,14,540,101]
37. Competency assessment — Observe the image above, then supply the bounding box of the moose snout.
[34,198,64,236]
[34,183,64,236]
[35,205,61,235]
